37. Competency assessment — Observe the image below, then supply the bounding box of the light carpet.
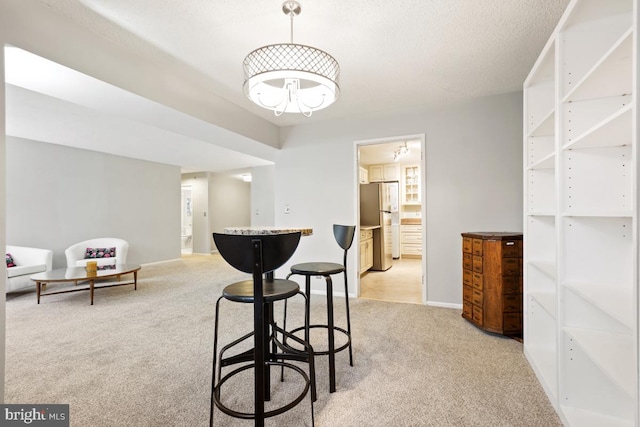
[4,254,561,426]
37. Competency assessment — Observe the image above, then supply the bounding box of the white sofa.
[65,238,129,268]
[6,245,53,293]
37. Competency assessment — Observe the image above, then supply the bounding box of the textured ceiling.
[35,0,569,127]
[6,0,570,172]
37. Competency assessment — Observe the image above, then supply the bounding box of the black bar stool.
[210,232,316,427]
[285,224,356,393]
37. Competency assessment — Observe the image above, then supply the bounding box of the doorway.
[356,135,426,304]
[181,185,193,254]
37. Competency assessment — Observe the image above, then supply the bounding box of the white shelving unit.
[523,0,638,425]
[524,18,560,406]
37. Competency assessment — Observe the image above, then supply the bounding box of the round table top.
[223,226,313,236]
[30,264,141,282]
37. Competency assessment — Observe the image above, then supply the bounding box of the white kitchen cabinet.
[368,165,384,182]
[368,163,400,182]
[358,166,369,184]
[359,228,374,274]
[402,165,421,204]
[383,164,400,181]
[400,224,422,258]
[523,1,637,425]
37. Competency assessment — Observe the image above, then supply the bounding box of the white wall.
[210,173,251,240]
[6,137,181,267]
[251,165,276,226]
[276,92,524,305]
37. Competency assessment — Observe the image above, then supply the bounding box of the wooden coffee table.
[31,264,141,305]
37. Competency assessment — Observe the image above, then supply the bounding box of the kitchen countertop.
[400,218,422,225]
[360,225,381,230]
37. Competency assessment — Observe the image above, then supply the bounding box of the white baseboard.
[309,289,354,298]
[426,301,462,309]
[309,291,461,309]
[141,258,182,267]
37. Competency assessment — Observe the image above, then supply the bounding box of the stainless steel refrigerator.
[360,182,399,271]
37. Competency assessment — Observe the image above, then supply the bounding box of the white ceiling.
[359,140,422,167]
[5,0,570,173]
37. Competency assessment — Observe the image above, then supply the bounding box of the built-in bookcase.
[524,18,559,404]
[523,0,637,425]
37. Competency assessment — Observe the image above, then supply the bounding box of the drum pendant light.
[242,1,340,117]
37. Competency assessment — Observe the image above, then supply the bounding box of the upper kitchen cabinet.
[402,165,421,204]
[369,163,400,182]
[358,166,369,184]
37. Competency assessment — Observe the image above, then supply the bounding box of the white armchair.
[6,245,53,293]
[65,238,129,268]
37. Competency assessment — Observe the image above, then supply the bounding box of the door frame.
[353,133,427,304]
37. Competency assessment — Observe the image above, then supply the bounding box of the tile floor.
[359,257,422,304]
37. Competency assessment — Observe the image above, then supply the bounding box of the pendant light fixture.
[242,1,340,117]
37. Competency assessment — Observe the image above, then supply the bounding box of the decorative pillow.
[6,253,16,268]
[85,247,116,259]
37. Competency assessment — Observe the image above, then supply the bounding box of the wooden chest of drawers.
[461,232,523,337]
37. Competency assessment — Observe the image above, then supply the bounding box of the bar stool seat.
[291,262,344,276]
[223,279,300,303]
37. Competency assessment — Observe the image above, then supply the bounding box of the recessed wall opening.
[356,134,426,304]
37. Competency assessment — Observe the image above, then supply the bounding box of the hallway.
[359,257,422,304]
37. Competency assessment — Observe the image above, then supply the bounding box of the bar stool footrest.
[213,360,311,420]
[287,324,351,356]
